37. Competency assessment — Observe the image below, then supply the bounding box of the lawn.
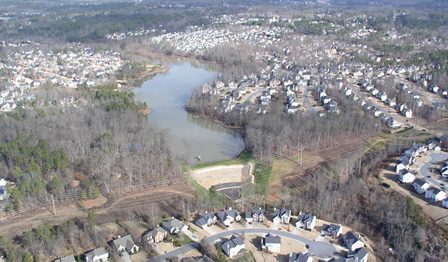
[253,163,273,195]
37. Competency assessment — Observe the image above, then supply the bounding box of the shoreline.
[119,64,170,91]
[185,106,243,130]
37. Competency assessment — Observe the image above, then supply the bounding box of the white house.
[404,109,413,118]
[0,178,8,201]
[216,207,241,227]
[343,232,364,252]
[395,158,411,173]
[221,235,245,258]
[398,170,415,183]
[412,179,430,194]
[295,213,317,230]
[425,188,446,202]
[261,234,281,253]
[85,248,109,262]
[245,208,264,224]
[272,208,291,224]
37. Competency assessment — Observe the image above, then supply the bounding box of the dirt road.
[0,183,194,236]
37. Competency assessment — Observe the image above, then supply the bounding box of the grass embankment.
[191,151,253,170]
[366,128,433,152]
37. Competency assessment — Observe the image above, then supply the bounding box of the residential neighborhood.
[391,139,448,208]
[0,1,447,262]
[0,47,124,111]
[49,207,373,262]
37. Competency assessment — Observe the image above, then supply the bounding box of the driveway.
[147,227,337,261]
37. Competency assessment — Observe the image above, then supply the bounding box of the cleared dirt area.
[266,136,368,202]
[0,182,194,237]
[190,164,253,189]
[80,195,108,209]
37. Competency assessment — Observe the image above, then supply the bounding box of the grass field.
[191,151,253,170]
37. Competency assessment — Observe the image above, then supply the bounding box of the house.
[216,207,241,227]
[427,140,440,151]
[398,170,415,183]
[443,199,448,209]
[412,179,430,194]
[295,212,317,230]
[221,235,245,258]
[195,212,217,229]
[395,157,411,173]
[143,226,168,244]
[112,235,139,255]
[54,255,76,262]
[403,109,413,118]
[289,252,313,262]
[261,234,281,253]
[320,224,343,238]
[346,247,369,262]
[245,208,264,224]
[0,185,7,201]
[85,247,109,262]
[0,178,7,201]
[272,208,291,224]
[343,231,364,252]
[161,218,187,234]
[425,188,446,202]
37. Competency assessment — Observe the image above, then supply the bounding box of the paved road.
[147,242,199,262]
[147,227,337,261]
[419,152,448,187]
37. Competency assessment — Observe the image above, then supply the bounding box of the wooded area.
[0,85,182,212]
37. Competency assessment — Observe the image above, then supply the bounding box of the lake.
[134,62,244,163]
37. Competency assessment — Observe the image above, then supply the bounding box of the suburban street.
[147,227,337,262]
[147,243,200,262]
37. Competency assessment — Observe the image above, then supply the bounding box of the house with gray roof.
[320,224,342,238]
[161,218,187,234]
[216,207,241,227]
[194,212,217,229]
[295,212,316,230]
[112,234,139,254]
[221,235,245,258]
[346,247,369,262]
[272,208,291,224]
[343,231,364,252]
[412,179,430,194]
[245,208,264,224]
[261,233,281,253]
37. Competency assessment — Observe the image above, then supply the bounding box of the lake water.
[134,63,244,163]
